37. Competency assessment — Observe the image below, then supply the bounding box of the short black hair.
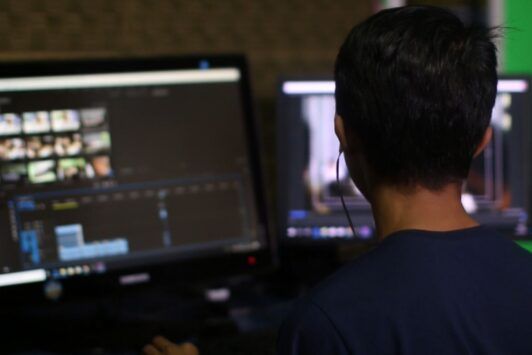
[335,5,498,189]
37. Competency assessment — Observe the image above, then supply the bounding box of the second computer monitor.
[277,77,530,243]
[0,56,270,290]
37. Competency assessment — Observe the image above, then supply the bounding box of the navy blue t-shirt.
[277,226,532,354]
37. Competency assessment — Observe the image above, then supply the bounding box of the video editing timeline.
[278,79,530,241]
[0,66,264,286]
[12,175,252,272]
[0,107,112,185]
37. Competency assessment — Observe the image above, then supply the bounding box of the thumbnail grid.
[0,108,113,185]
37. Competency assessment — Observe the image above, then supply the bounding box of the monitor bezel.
[0,55,273,300]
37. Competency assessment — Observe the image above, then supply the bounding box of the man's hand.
[143,336,199,355]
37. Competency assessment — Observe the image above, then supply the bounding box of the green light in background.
[516,240,532,253]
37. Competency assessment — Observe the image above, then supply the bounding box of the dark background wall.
[0,0,373,201]
[0,0,371,96]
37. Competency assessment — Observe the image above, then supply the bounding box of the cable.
[336,151,357,237]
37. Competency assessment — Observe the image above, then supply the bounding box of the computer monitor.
[277,77,530,243]
[0,56,270,290]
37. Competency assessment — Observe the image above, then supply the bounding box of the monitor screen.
[277,77,530,243]
[0,57,269,288]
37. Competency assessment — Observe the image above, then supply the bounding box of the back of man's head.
[335,6,498,190]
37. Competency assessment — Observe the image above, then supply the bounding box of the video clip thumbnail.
[54,134,82,157]
[1,163,27,184]
[26,136,54,159]
[57,158,89,181]
[23,112,51,134]
[81,108,106,128]
[0,113,22,136]
[0,138,25,161]
[51,110,81,132]
[28,160,56,184]
[83,130,111,154]
[86,155,112,178]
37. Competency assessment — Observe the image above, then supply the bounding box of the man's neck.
[371,183,479,240]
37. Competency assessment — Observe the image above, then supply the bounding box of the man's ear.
[335,115,348,152]
[473,126,493,158]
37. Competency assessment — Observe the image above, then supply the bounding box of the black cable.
[336,151,357,237]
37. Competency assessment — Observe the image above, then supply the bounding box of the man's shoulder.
[306,226,532,318]
[277,296,350,354]
[277,255,392,355]
[291,231,426,313]
[307,239,401,307]
[278,227,532,354]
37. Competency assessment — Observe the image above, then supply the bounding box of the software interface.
[0,66,264,286]
[278,79,530,241]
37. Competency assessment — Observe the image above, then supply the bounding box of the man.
[145,5,532,355]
